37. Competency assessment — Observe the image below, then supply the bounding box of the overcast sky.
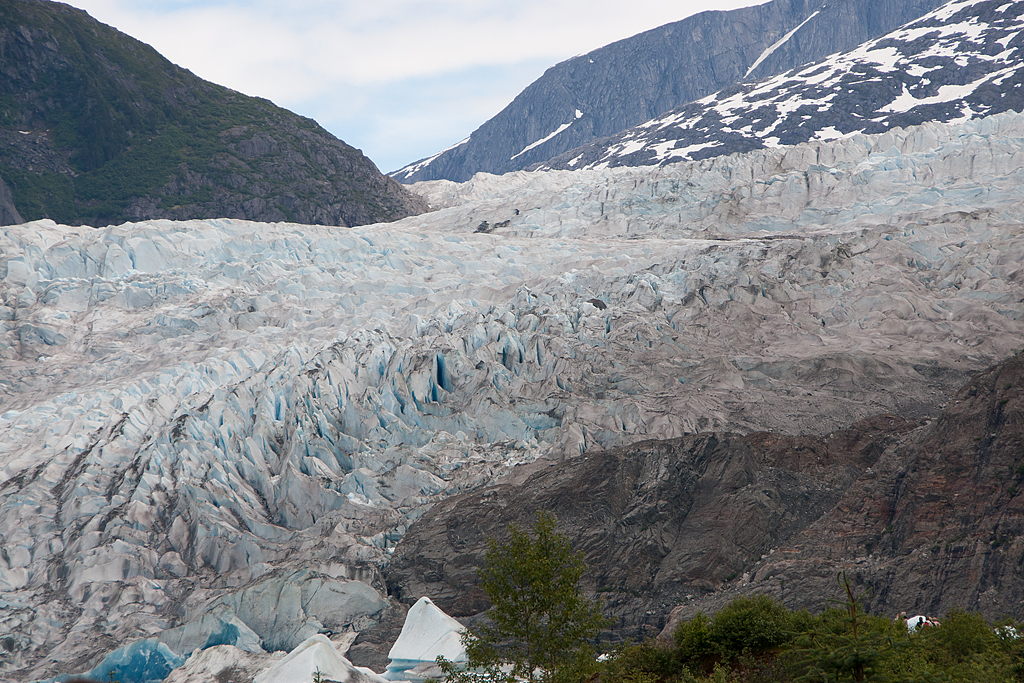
[62,0,763,173]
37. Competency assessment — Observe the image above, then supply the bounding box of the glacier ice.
[51,638,185,683]
[252,634,386,683]
[162,645,282,683]
[1,111,1023,681]
[385,597,465,681]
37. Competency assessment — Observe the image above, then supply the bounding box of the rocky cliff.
[0,173,22,225]
[660,348,1024,636]
[538,0,1024,171]
[0,0,427,227]
[384,350,1024,647]
[391,0,945,183]
[384,415,920,634]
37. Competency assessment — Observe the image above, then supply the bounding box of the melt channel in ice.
[385,597,466,681]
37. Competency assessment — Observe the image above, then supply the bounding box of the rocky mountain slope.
[2,109,1023,681]
[390,0,946,183]
[385,350,1024,646]
[0,0,426,227]
[657,347,1024,639]
[385,414,921,636]
[0,174,22,225]
[539,0,1024,171]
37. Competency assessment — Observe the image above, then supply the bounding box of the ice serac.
[253,635,387,683]
[163,646,282,683]
[1,111,1024,680]
[384,597,465,681]
[539,0,1024,171]
[390,0,944,182]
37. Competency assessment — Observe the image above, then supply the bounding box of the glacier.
[2,110,1024,681]
[252,635,385,683]
[385,597,465,681]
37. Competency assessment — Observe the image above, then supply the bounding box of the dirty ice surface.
[2,110,1024,682]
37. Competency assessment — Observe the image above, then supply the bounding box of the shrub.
[675,612,717,669]
[709,594,795,660]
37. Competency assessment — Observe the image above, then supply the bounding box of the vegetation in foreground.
[444,513,1024,683]
[604,584,1024,683]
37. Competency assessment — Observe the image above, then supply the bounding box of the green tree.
[790,573,911,683]
[439,511,608,683]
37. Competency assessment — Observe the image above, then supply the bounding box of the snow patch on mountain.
[390,137,470,177]
[745,10,821,78]
[539,0,1024,171]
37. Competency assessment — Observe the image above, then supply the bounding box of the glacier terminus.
[2,110,1024,681]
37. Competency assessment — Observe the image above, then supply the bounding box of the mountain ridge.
[0,0,427,227]
[391,0,946,183]
[537,0,1024,171]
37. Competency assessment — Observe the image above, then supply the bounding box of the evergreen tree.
[439,511,607,683]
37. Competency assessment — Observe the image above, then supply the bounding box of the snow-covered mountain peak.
[539,0,1024,171]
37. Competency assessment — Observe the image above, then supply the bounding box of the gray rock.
[0,174,23,226]
[539,0,1024,171]
[392,0,945,182]
[384,416,916,641]
[660,351,1024,639]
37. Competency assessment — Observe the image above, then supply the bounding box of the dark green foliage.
[439,511,608,683]
[602,641,687,682]
[670,594,811,674]
[926,609,998,666]
[675,612,716,670]
[880,610,1015,683]
[588,581,1023,683]
[710,594,796,660]
[790,575,903,683]
[0,165,76,223]
[0,0,417,226]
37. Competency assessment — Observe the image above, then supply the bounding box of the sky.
[62,0,763,174]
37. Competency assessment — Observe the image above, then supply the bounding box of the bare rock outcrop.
[385,415,918,638]
[0,173,22,226]
[387,351,1024,650]
[664,349,1024,633]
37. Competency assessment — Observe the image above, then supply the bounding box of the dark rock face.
[666,350,1024,633]
[387,351,1024,648]
[539,0,1024,172]
[385,415,918,640]
[391,0,944,183]
[0,0,427,227]
[0,173,22,225]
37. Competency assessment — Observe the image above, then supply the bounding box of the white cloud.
[62,0,763,171]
